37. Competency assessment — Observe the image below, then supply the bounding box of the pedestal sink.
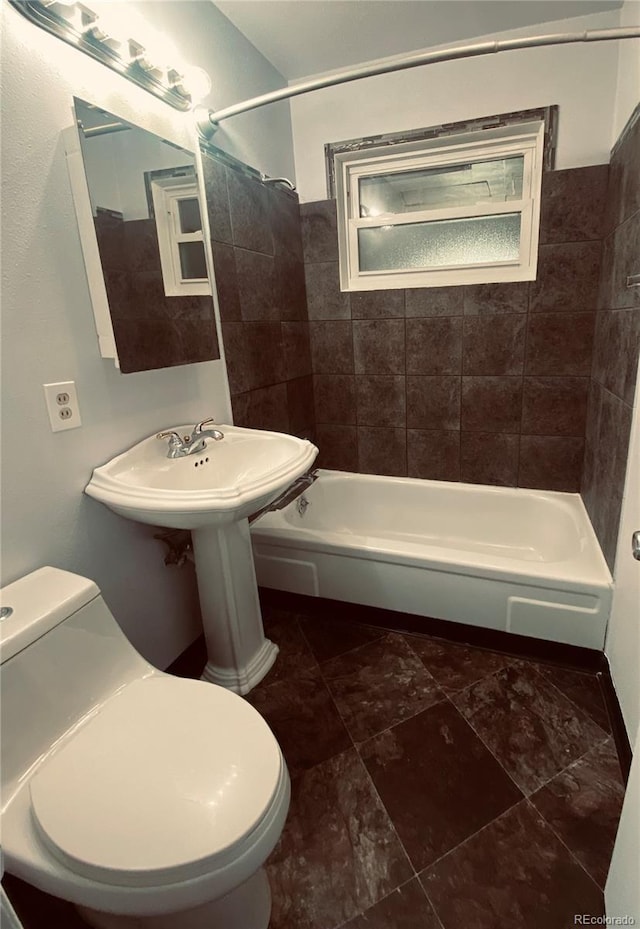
[85,424,318,693]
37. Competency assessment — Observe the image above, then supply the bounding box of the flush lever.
[633,531,640,561]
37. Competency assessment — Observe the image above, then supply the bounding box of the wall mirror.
[65,97,220,373]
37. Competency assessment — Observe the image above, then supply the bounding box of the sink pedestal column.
[191,518,278,694]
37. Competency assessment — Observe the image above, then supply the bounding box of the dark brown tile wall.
[94,212,219,373]
[201,150,315,438]
[302,165,608,490]
[582,106,640,572]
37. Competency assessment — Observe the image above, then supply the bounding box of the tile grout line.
[331,875,445,929]
[526,737,622,893]
[445,671,619,891]
[262,652,376,929]
[419,883,448,929]
[516,282,532,486]
[310,648,425,916]
[314,652,420,882]
[283,617,422,920]
[349,691,450,753]
[402,626,522,664]
[439,689,528,799]
[522,797,609,895]
[319,633,450,747]
[526,732,612,798]
[532,665,611,743]
[296,618,389,669]
[418,790,526,877]
[446,660,612,798]
[404,636,515,694]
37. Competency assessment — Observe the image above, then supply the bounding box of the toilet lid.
[29,676,282,888]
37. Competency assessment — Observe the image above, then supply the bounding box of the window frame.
[334,120,545,291]
[150,176,211,297]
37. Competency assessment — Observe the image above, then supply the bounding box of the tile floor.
[253,604,626,929]
[2,604,626,929]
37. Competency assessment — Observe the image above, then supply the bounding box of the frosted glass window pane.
[358,214,521,272]
[177,198,202,234]
[179,242,208,279]
[359,156,524,216]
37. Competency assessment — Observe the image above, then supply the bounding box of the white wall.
[606,731,640,922]
[0,1,294,668]
[80,132,124,216]
[613,0,640,141]
[606,358,640,746]
[290,10,622,202]
[81,127,194,219]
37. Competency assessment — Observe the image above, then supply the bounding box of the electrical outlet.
[43,381,82,432]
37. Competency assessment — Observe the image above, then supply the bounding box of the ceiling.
[213,0,623,80]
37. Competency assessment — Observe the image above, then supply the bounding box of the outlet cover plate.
[43,381,82,432]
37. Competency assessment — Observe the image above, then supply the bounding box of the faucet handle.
[157,430,182,444]
[194,417,217,434]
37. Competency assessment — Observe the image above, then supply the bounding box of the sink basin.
[85,424,318,529]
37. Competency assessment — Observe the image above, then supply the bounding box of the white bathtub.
[250,469,613,650]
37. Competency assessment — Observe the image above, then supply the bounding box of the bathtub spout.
[250,469,318,522]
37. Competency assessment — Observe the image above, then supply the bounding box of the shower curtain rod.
[197,25,640,137]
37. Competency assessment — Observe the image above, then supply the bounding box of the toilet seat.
[29,676,282,889]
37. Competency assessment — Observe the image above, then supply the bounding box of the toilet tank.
[0,567,155,809]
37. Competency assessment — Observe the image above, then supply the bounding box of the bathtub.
[250,469,613,650]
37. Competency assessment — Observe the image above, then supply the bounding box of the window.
[334,120,545,291]
[150,177,210,296]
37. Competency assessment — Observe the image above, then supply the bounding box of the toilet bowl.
[0,567,289,929]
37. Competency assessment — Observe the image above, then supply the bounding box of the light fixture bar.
[8,0,195,111]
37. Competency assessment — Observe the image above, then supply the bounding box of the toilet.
[0,567,290,929]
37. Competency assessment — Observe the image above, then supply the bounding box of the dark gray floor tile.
[341,878,443,929]
[248,666,351,777]
[451,664,608,795]
[261,608,318,684]
[406,635,512,694]
[299,616,386,663]
[2,874,90,929]
[421,800,604,929]
[530,739,625,888]
[537,665,612,733]
[360,701,522,871]
[267,748,413,929]
[322,634,445,742]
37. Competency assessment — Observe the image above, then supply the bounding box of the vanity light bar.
[8,0,211,112]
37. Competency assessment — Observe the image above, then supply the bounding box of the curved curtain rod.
[197,25,640,138]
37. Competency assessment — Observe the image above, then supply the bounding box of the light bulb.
[139,27,181,70]
[177,66,212,104]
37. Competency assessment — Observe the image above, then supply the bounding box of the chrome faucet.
[157,417,224,458]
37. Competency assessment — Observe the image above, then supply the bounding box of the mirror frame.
[64,119,120,363]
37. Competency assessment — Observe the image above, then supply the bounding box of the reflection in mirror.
[72,97,220,373]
